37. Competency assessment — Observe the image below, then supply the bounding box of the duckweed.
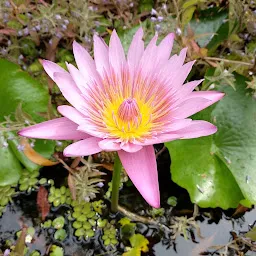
[48,185,72,207]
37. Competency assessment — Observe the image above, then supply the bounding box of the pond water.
[1,148,255,256]
[0,191,255,255]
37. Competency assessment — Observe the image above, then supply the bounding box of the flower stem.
[111,154,122,212]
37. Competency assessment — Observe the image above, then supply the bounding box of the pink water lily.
[18,28,224,208]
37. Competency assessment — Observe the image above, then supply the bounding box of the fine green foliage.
[166,74,256,209]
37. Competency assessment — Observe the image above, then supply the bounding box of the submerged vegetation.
[0,0,256,255]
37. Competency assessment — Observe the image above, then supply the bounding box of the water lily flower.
[18,28,224,208]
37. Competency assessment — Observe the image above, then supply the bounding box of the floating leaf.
[0,59,49,123]
[166,74,256,209]
[52,216,65,229]
[123,247,141,256]
[54,229,67,241]
[207,21,229,55]
[0,132,21,186]
[14,103,34,124]
[0,59,55,173]
[123,234,149,255]
[49,245,64,256]
[37,186,50,221]
[130,234,149,253]
[188,8,228,47]
[8,133,41,172]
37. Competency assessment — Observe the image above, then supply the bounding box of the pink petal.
[175,120,217,138]
[160,54,179,79]
[57,105,86,124]
[78,122,106,138]
[157,33,175,63]
[139,35,158,76]
[120,142,143,153]
[187,91,225,103]
[73,41,95,73]
[93,34,110,77]
[176,47,188,66]
[118,146,160,208]
[18,117,88,140]
[171,98,211,119]
[135,133,181,145]
[53,72,86,112]
[63,137,102,157]
[72,41,102,86]
[127,27,144,72]
[42,60,67,81]
[179,79,204,98]
[66,63,87,94]
[164,119,193,132]
[98,139,121,151]
[171,79,204,107]
[109,30,126,73]
[169,60,195,88]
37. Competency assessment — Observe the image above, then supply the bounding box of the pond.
[0,148,255,255]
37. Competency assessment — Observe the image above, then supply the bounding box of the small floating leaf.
[54,229,67,241]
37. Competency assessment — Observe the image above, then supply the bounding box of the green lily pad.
[0,133,21,186]
[165,74,256,209]
[206,21,229,55]
[0,59,49,123]
[188,8,228,47]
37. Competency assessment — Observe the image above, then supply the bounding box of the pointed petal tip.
[150,200,161,209]
[218,92,225,100]
[17,129,26,137]
[17,127,36,138]
[166,32,175,41]
[72,40,79,47]
[72,40,84,54]
[136,27,144,36]
[63,149,75,157]
[142,189,160,208]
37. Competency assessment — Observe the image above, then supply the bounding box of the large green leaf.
[165,74,256,209]
[0,59,55,173]
[206,21,229,55]
[188,8,227,47]
[0,133,21,186]
[0,59,49,123]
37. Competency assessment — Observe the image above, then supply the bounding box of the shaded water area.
[0,146,255,255]
[1,190,256,255]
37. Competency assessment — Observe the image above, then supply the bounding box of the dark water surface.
[0,190,255,256]
[0,147,255,255]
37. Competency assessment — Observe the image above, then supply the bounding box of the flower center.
[102,96,153,142]
[117,98,140,123]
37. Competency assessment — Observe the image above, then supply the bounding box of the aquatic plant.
[18,28,224,209]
